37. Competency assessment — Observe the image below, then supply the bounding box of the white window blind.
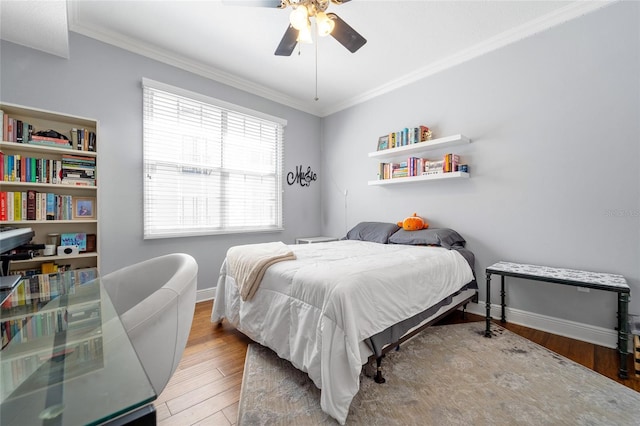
[142,79,286,239]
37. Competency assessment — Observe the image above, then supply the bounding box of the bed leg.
[462,303,468,320]
[374,356,386,384]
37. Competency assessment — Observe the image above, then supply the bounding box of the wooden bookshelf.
[0,103,99,275]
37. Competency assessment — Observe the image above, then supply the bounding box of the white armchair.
[101,253,198,395]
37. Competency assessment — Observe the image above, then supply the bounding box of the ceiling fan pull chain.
[314,34,319,101]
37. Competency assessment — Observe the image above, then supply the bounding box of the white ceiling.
[1,1,613,116]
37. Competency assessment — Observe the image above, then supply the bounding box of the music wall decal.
[287,165,317,187]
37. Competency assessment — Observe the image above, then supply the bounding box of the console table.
[484,261,630,379]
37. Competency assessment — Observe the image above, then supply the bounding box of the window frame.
[142,78,287,239]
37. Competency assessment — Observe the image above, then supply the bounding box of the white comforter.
[211,240,474,424]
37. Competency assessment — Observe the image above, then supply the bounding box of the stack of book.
[61,154,96,186]
[28,134,72,149]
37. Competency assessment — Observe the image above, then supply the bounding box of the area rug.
[237,322,640,425]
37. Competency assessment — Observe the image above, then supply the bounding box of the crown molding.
[318,0,615,117]
[67,1,615,118]
[66,3,321,116]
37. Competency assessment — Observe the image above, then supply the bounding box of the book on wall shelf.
[377,125,432,151]
[375,153,467,181]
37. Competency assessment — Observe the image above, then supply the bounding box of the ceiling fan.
[227,0,366,56]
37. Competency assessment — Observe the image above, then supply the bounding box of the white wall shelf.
[368,171,470,186]
[369,133,471,185]
[368,134,471,161]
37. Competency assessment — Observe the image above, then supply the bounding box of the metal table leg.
[618,291,630,379]
[485,272,492,337]
[500,275,506,323]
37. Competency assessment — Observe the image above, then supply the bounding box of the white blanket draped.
[226,241,295,301]
[211,240,474,424]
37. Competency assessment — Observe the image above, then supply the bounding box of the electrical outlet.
[577,287,590,293]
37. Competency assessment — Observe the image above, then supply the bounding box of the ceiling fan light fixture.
[289,5,309,30]
[297,21,313,44]
[315,11,334,36]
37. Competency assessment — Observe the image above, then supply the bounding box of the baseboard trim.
[466,301,621,350]
[196,290,626,351]
[197,287,215,303]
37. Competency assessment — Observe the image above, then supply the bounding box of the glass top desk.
[0,269,156,425]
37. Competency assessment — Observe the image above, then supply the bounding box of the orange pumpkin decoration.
[397,213,429,231]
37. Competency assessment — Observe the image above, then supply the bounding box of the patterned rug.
[238,322,640,425]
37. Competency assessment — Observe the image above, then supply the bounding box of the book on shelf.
[26,190,36,221]
[379,154,456,180]
[374,125,433,152]
[443,153,460,173]
[2,154,74,184]
[0,268,100,363]
[0,191,6,221]
[1,112,95,152]
[1,268,98,309]
[0,190,80,221]
[70,128,97,152]
[13,192,21,221]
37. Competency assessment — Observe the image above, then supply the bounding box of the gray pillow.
[388,228,466,249]
[343,222,401,244]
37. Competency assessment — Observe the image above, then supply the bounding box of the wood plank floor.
[155,300,640,425]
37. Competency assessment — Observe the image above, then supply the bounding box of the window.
[142,79,286,239]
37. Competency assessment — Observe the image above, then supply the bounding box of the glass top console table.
[0,270,156,425]
[484,261,631,379]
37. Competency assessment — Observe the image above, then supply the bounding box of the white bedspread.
[211,240,474,424]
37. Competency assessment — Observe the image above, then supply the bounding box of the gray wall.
[1,2,637,332]
[1,33,323,291]
[321,2,639,329]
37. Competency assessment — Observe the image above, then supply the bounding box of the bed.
[211,222,477,425]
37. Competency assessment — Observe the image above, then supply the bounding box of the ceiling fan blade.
[221,0,284,8]
[327,13,366,53]
[275,25,298,56]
